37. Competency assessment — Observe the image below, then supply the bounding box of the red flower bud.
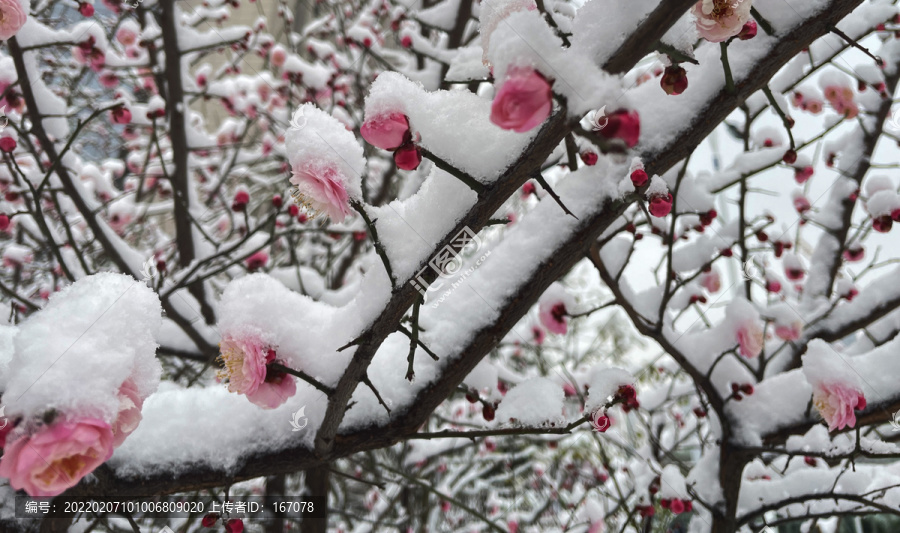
[660,65,688,96]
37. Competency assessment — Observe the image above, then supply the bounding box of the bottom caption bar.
[15,495,327,519]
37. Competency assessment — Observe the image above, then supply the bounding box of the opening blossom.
[813,382,866,431]
[0,418,115,497]
[290,162,353,222]
[590,411,611,433]
[490,67,553,133]
[538,300,568,335]
[736,320,763,358]
[598,109,641,148]
[218,334,297,409]
[0,0,27,41]
[691,0,753,43]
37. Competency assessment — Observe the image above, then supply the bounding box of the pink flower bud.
[648,193,673,218]
[361,113,411,151]
[738,20,757,40]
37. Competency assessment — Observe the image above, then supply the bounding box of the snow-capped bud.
[580,151,598,166]
[648,193,673,218]
[783,149,797,164]
[873,215,893,233]
[78,2,94,16]
[482,403,495,421]
[272,194,283,208]
[522,181,536,198]
[794,165,814,184]
[793,195,810,214]
[843,245,864,262]
[660,65,688,95]
[232,190,250,212]
[394,143,422,170]
[224,518,244,533]
[245,251,268,271]
[0,214,9,231]
[0,137,16,152]
[401,35,412,48]
[111,107,132,125]
[630,168,648,187]
[270,45,287,68]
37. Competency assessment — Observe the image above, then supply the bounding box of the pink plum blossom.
[115,26,137,46]
[813,382,866,431]
[700,269,721,293]
[775,321,802,342]
[0,419,115,496]
[290,162,353,222]
[490,67,552,133]
[217,334,296,409]
[736,320,763,358]
[0,0,27,41]
[538,300,568,334]
[691,0,752,43]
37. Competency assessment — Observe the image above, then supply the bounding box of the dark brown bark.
[301,465,330,533]
[158,0,217,325]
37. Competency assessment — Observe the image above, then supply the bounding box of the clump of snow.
[801,339,862,392]
[2,274,162,426]
[0,326,16,393]
[584,367,633,413]
[495,377,565,427]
